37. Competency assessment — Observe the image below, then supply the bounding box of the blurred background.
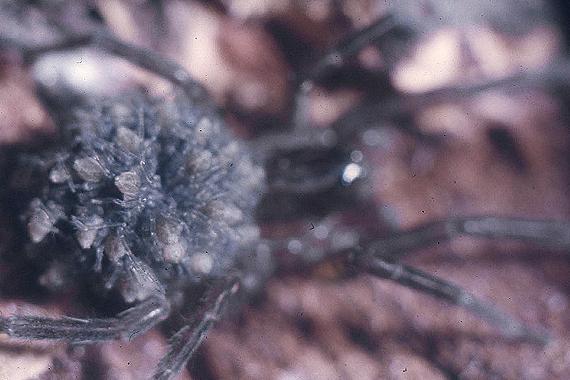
[1,0,570,379]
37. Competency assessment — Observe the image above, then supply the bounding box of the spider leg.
[330,65,570,139]
[359,255,548,343]
[286,14,397,130]
[369,216,570,261]
[2,29,206,99]
[0,296,169,344]
[268,171,341,195]
[307,14,398,81]
[291,15,398,130]
[329,60,570,145]
[153,279,239,380]
[252,127,336,159]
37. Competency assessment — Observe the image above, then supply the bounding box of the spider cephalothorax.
[13,93,264,303]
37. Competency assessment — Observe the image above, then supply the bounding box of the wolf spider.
[1,3,570,379]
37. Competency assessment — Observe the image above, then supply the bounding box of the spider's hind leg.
[0,296,169,344]
[359,255,548,344]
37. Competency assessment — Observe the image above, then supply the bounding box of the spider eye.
[341,163,364,185]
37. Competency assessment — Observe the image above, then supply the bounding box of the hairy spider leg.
[290,10,570,142]
[265,15,562,159]
[0,296,169,344]
[2,29,206,100]
[308,14,398,80]
[346,216,570,343]
[291,14,399,130]
[290,12,529,134]
[153,279,239,380]
[328,62,570,146]
[359,255,548,343]
[367,216,570,261]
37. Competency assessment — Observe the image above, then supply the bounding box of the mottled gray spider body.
[2,1,570,379]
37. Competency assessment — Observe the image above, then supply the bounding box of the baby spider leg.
[358,255,548,343]
[0,295,169,344]
[154,279,239,380]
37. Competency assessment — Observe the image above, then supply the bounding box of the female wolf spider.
[1,3,570,379]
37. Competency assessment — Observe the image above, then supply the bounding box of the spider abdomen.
[15,92,265,302]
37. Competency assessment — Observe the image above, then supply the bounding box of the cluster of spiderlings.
[17,92,265,303]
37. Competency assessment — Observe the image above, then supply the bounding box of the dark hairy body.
[1,1,570,379]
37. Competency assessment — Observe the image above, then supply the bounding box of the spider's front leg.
[1,26,207,100]
[307,14,399,81]
[0,295,169,344]
[289,14,400,129]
